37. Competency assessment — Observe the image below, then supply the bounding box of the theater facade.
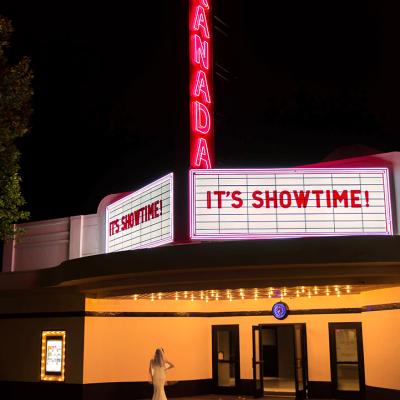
[1,2,400,400]
[0,152,400,400]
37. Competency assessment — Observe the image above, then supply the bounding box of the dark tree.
[0,16,32,239]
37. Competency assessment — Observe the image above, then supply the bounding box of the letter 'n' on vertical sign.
[189,0,214,169]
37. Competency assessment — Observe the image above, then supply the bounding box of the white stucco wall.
[3,152,400,272]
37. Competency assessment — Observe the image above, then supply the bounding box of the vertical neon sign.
[190,0,214,169]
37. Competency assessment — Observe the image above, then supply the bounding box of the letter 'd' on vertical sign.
[190,0,214,169]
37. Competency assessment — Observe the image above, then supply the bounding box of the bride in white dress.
[149,348,175,400]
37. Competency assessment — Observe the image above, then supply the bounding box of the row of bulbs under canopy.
[130,285,352,301]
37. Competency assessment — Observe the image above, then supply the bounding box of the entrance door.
[294,324,308,399]
[329,322,365,399]
[253,324,308,399]
[212,325,240,394]
[252,325,263,397]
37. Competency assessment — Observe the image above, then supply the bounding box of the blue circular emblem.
[272,302,289,320]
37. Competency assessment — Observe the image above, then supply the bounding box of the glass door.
[252,325,263,397]
[329,322,365,399]
[294,324,308,399]
[256,324,308,398]
[212,325,240,394]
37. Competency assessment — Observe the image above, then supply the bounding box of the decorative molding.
[291,307,361,315]
[1,303,399,319]
[362,302,400,312]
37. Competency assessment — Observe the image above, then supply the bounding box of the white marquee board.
[106,173,173,252]
[190,168,392,239]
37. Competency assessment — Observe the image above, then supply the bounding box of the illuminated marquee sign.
[190,168,392,239]
[190,0,214,169]
[106,173,173,252]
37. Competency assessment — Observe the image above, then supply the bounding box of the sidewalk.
[170,396,293,400]
[169,395,338,400]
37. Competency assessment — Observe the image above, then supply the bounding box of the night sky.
[1,1,400,222]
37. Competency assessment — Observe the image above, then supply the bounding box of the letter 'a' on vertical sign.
[106,173,174,253]
[189,0,214,169]
[189,168,393,240]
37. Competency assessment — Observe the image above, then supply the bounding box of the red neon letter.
[193,70,211,103]
[200,0,209,9]
[193,101,211,134]
[192,34,209,69]
[192,6,210,38]
[195,137,211,168]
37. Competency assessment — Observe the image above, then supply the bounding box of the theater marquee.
[106,173,174,252]
[190,168,392,239]
[189,0,214,169]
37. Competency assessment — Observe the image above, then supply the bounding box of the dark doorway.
[262,327,278,377]
[329,322,365,399]
[253,324,308,399]
[212,325,240,394]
